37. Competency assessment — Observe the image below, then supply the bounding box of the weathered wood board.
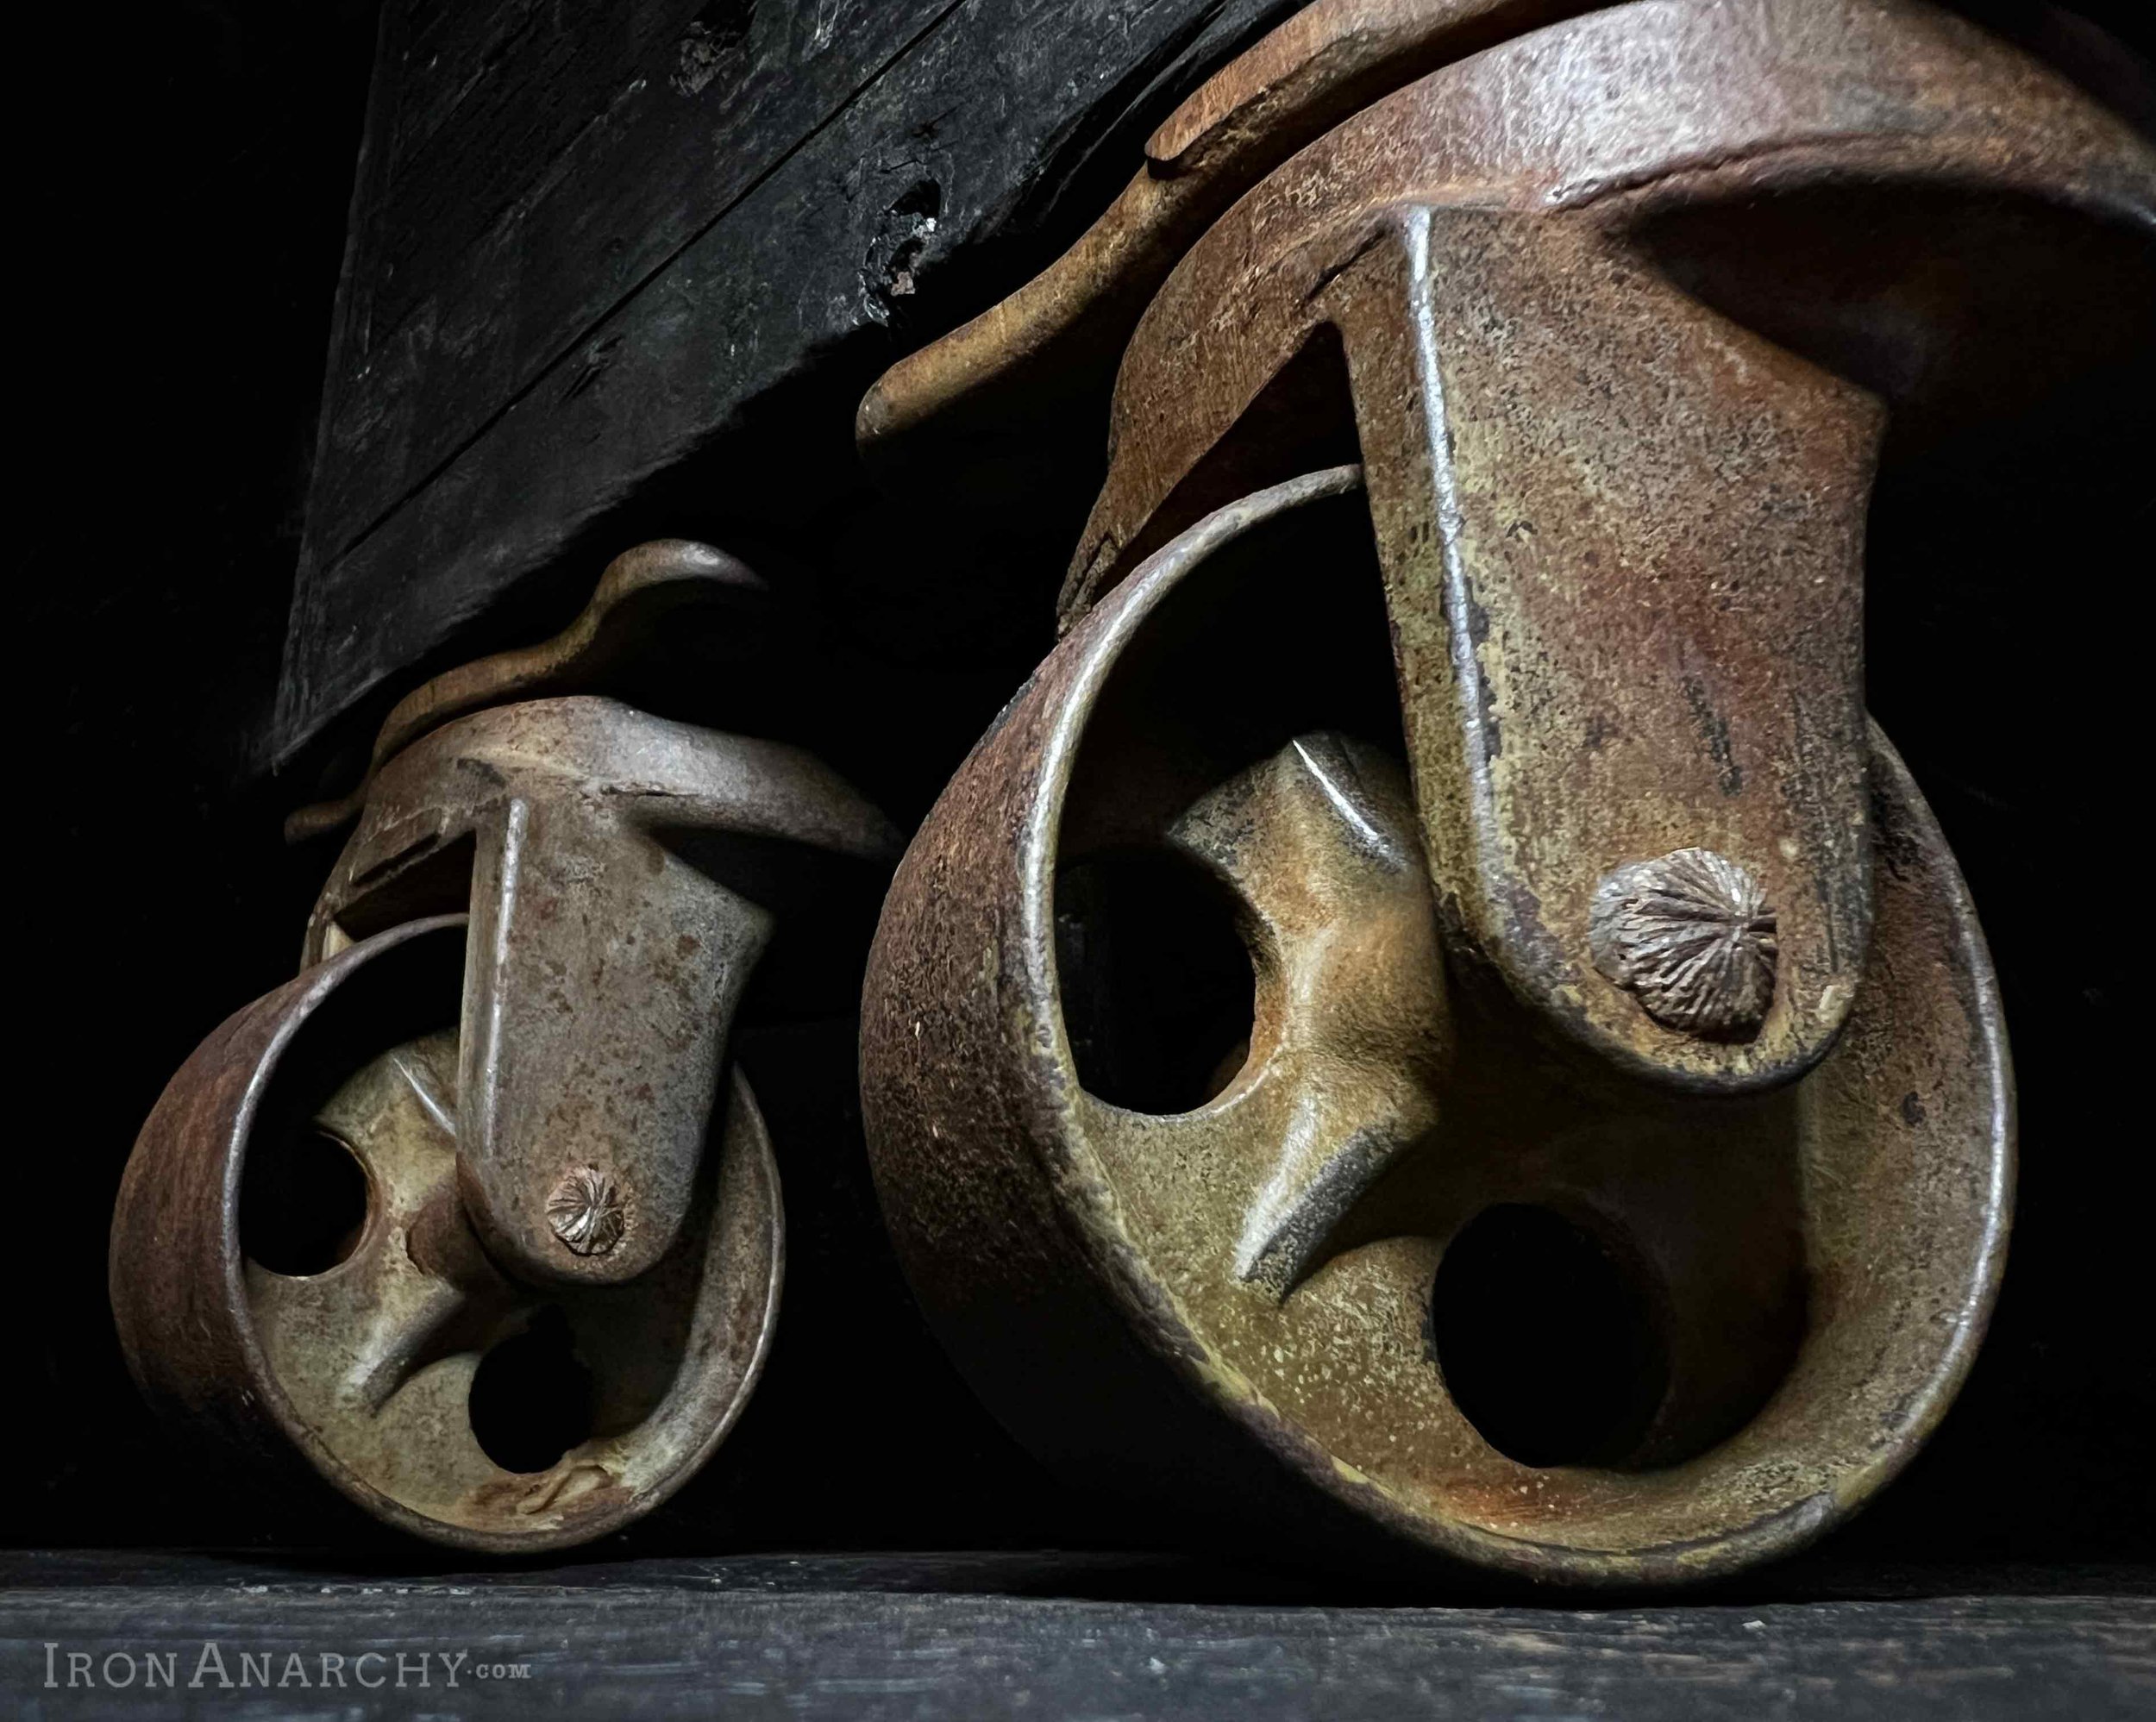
[9,1553,2152,1719]
[279,0,1299,767]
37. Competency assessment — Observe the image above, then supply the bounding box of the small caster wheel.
[113,917,781,1552]
[114,679,896,1551]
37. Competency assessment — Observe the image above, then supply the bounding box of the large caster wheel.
[853,0,2148,1585]
[860,473,2012,1587]
[112,917,781,1553]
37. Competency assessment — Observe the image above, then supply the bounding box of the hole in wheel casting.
[1429,1204,1668,1468]
[467,1308,597,1475]
[240,1128,372,1275]
[1056,847,1256,1113]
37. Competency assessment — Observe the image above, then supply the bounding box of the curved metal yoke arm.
[305,697,900,1288]
[1062,0,2155,1093]
[856,0,1612,500]
[285,539,770,844]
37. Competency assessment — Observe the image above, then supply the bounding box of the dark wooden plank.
[298,0,409,521]
[380,0,544,185]
[276,0,1297,767]
[301,0,958,623]
[373,2,708,315]
[8,1553,2152,1719]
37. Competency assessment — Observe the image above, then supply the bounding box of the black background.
[15,0,2154,1573]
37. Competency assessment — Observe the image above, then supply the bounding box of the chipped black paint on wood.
[279,0,1299,767]
[7,1553,2152,1719]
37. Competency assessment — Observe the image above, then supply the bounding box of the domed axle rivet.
[1589,847,1777,1039]
[547,1167,626,1255]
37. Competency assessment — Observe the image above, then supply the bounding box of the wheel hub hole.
[240,1128,371,1275]
[1429,1203,1667,1468]
[468,1307,596,1475]
[1056,848,1255,1113]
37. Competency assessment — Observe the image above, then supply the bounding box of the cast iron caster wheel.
[111,916,781,1554]
[860,473,2012,1588]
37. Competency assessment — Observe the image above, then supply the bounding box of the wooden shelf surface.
[7,1551,2150,1718]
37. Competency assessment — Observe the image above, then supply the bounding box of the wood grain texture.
[305,0,954,567]
[279,0,1299,768]
[7,1553,2152,1719]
